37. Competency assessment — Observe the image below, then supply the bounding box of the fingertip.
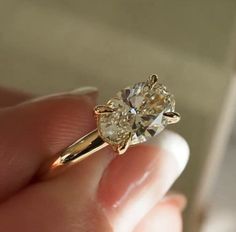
[97,140,188,232]
[134,196,183,232]
[147,130,190,175]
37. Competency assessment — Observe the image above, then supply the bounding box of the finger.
[134,194,185,232]
[0,132,188,232]
[0,87,32,108]
[97,131,189,232]
[0,150,114,232]
[0,87,98,200]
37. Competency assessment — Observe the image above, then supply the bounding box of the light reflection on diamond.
[97,80,175,146]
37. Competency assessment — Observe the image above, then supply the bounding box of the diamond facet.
[97,77,176,148]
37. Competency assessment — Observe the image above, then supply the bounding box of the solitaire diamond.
[95,75,178,151]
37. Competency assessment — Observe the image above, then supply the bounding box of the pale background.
[0,1,236,231]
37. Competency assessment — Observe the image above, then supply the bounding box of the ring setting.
[95,74,180,154]
[43,74,181,176]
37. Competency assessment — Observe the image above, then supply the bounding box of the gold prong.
[117,136,131,155]
[147,74,159,87]
[94,105,114,115]
[163,112,181,124]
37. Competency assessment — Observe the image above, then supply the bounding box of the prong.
[117,136,131,155]
[163,112,181,124]
[94,105,114,115]
[147,74,159,87]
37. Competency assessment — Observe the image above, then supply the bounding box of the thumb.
[0,146,115,232]
[0,86,115,231]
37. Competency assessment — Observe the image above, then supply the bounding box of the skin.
[0,87,187,232]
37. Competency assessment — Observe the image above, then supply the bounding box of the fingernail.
[24,86,98,103]
[70,86,98,95]
[162,193,187,212]
[147,130,190,175]
[97,131,189,232]
[69,87,98,105]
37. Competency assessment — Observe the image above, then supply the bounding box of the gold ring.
[40,74,181,178]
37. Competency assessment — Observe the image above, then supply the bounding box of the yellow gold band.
[39,129,107,178]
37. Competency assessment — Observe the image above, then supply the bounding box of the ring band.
[40,74,181,178]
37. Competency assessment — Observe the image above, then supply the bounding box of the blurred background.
[0,1,236,231]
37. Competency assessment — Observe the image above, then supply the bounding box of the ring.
[40,74,181,177]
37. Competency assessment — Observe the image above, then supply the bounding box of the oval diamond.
[97,79,175,146]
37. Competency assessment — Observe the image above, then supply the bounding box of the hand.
[0,86,189,232]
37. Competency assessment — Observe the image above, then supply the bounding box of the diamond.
[96,76,177,149]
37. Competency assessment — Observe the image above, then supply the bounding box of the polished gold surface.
[163,112,181,124]
[94,105,114,115]
[117,135,131,155]
[57,129,107,165]
[146,74,159,86]
[40,129,107,178]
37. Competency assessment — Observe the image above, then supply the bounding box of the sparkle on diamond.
[97,81,175,146]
